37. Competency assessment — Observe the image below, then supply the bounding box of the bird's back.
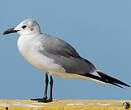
[38,34,97,74]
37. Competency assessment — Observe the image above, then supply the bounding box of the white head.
[3,18,41,36]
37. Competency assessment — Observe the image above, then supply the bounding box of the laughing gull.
[3,19,130,102]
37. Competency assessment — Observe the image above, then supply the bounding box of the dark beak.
[3,28,19,35]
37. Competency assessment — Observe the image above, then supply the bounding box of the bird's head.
[3,18,40,36]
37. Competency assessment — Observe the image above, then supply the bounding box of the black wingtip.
[97,71,130,88]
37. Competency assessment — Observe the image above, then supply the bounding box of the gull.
[3,18,130,102]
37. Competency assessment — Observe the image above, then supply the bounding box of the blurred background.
[0,0,131,100]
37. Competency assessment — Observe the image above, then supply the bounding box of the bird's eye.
[22,25,27,29]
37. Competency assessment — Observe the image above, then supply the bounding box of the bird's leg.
[31,72,49,103]
[43,73,49,100]
[37,74,53,102]
[48,75,53,102]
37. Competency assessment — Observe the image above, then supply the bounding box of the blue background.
[0,0,131,100]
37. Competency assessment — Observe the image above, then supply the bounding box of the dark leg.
[31,72,49,102]
[37,74,53,102]
[48,75,53,102]
[43,73,49,100]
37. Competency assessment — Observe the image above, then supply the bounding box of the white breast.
[17,35,65,73]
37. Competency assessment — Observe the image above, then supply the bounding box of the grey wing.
[39,34,96,74]
[41,35,81,58]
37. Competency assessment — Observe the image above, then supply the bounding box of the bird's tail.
[82,71,130,88]
[96,71,130,88]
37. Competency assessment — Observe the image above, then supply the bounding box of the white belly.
[17,36,65,73]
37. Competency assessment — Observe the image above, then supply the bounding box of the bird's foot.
[31,97,53,103]
[47,98,52,102]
